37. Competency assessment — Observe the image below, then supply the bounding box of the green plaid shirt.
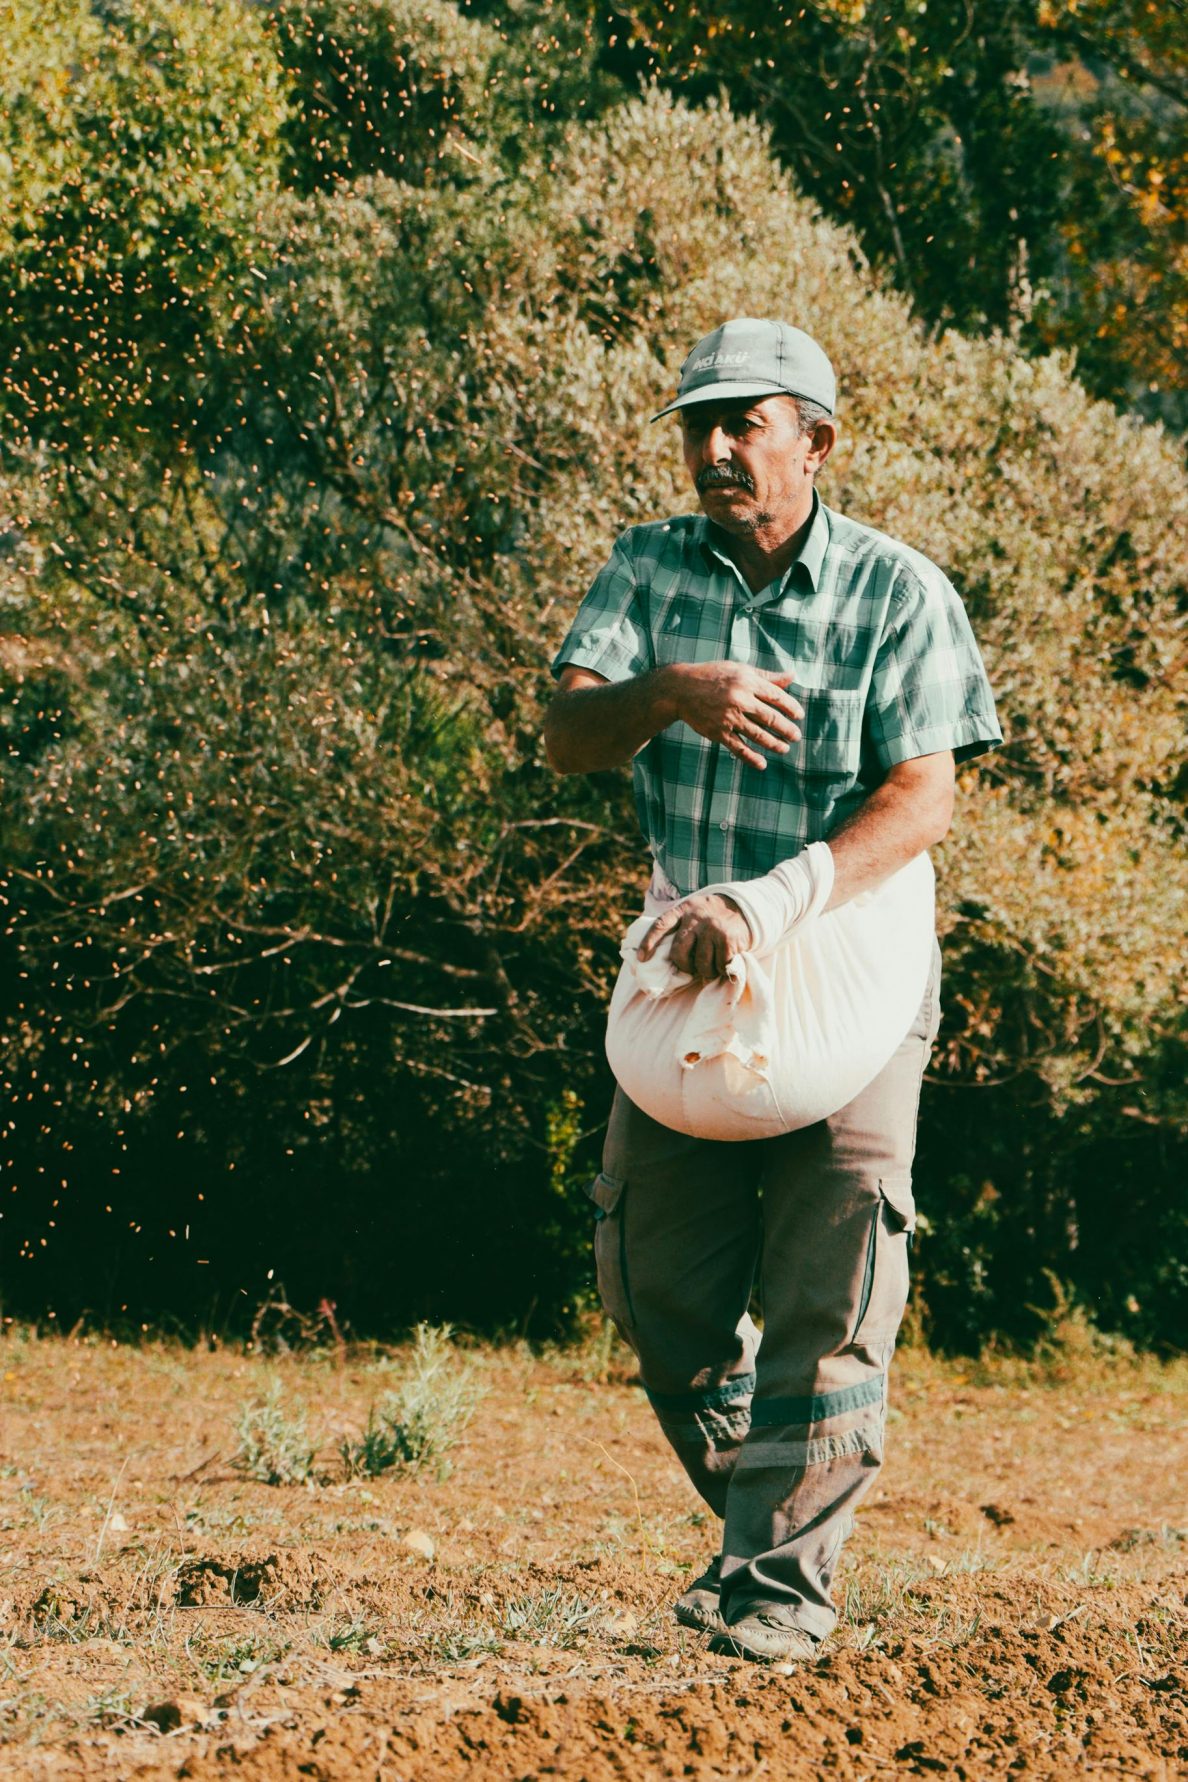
[552,494,1002,895]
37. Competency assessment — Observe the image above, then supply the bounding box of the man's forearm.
[546,659,804,775]
[543,670,678,773]
[824,760,954,910]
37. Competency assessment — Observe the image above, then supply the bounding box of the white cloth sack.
[605,849,936,1141]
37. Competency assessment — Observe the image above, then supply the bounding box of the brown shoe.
[673,1556,726,1634]
[708,1608,819,1665]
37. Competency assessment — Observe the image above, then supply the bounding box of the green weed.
[312,1618,381,1655]
[187,1630,289,1687]
[343,1325,483,1480]
[427,1625,503,1662]
[83,1689,139,1729]
[232,1383,317,1486]
[500,1587,601,1649]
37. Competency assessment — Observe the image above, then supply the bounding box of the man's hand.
[545,661,803,775]
[637,892,752,981]
[669,662,803,771]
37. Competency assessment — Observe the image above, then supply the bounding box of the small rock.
[402,1529,435,1562]
[108,1511,129,1533]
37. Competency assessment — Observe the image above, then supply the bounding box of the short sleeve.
[866,566,1003,769]
[550,535,654,684]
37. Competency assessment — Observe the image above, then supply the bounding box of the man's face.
[680,395,828,538]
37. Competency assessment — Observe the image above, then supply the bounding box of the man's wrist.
[649,663,683,729]
[699,844,834,956]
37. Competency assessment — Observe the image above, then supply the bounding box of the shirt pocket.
[798,687,866,806]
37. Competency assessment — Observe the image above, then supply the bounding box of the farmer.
[543,318,1002,1665]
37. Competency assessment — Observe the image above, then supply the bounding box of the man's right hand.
[667,661,804,771]
[544,660,803,776]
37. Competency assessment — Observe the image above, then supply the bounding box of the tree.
[605,0,1188,427]
[1030,0,1188,426]
[0,0,288,458]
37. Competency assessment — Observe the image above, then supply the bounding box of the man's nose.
[700,424,733,465]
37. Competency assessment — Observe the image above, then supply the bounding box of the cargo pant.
[586,944,942,1640]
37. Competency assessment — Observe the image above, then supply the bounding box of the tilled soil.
[1,1332,1184,1779]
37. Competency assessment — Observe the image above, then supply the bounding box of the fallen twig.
[170,1449,225,1486]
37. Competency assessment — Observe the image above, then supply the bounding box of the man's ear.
[807,419,838,474]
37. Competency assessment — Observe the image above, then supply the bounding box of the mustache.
[696,465,755,493]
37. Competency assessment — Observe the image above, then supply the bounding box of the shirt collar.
[795,490,829,591]
[699,489,830,603]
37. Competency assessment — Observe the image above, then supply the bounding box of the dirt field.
[1,1320,1185,1780]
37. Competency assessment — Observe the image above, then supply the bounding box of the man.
[543,318,1001,1664]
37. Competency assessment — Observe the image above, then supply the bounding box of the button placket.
[694,583,742,879]
[706,744,741,877]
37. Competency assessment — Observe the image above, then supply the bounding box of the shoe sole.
[708,1629,817,1665]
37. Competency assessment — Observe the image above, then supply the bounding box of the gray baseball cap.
[652,317,836,421]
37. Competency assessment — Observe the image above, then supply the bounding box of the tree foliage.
[0,0,288,451]
[1,2,1185,1344]
[606,0,1188,428]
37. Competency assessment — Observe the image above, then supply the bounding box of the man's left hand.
[637,893,752,981]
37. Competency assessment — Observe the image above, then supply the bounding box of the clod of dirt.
[28,1581,114,1630]
[1144,1671,1182,1694]
[175,1557,272,1607]
[174,1551,328,1610]
[32,1584,90,1622]
[1109,1525,1186,1552]
[895,1740,947,1772]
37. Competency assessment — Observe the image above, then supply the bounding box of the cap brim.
[651,379,830,423]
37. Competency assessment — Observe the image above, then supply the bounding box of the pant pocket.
[584,1170,635,1332]
[849,1174,915,1347]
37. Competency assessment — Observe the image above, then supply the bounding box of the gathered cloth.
[605,849,936,1141]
